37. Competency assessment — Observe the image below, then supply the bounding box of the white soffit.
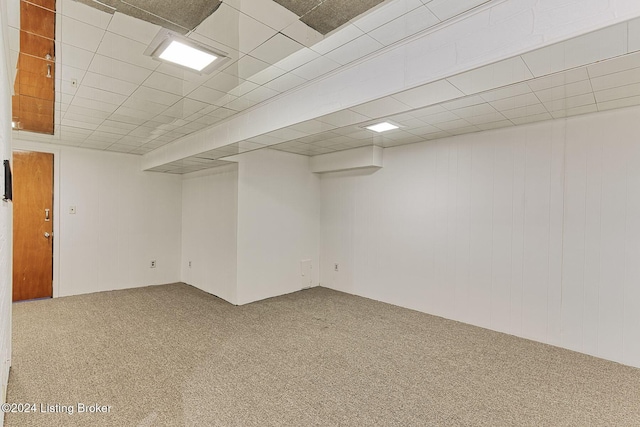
[141,0,640,171]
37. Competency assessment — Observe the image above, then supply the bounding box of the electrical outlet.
[188,261,192,268]
[150,260,156,268]
[334,263,339,272]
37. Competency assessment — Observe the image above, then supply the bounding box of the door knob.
[44,232,50,238]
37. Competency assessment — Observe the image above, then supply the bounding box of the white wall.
[181,165,238,304]
[0,0,13,418]
[236,149,320,305]
[320,106,640,368]
[13,142,183,297]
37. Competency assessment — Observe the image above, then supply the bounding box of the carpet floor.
[4,283,640,426]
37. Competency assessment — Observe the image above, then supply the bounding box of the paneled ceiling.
[8,0,640,175]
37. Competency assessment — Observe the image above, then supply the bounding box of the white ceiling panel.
[106,12,160,44]
[250,33,305,65]
[354,0,423,33]
[368,6,439,46]
[447,56,534,95]
[324,35,383,65]
[426,0,490,21]
[392,80,464,109]
[521,23,628,77]
[60,15,105,52]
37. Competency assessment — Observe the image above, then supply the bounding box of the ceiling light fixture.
[146,30,229,75]
[365,122,399,133]
[158,40,217,71]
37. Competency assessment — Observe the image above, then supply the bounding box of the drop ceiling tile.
[267,128,310,140]
[435,119,472,131]
[70,97,119,114]
[280,19,324,48]
[132,86,182,106]
[543,93,595,112]
[75,85,128,105]
[526,68,589,92]
[243,86,280,103]
[106,113,147,126]
[195,4,278,54]
[225,55,271,80]
[228,81,259,97]
[630,18,640,53]
[106,12,161,44]
[247,65,288,85]
[550,104,598,119]
[420,110,460,124]
[61,0,111,29]
[317,110,370,127]
[201,73,241,93]
[449,125,481,136]
[188,86,226,104]
[511,113,552,125]
[465,112,507,125]
[59,64,87,84]
[264,72,307,92]
[289,56,341,80]
[534,80,593,103]
[393,80,464,109]
[121,98,167,115]
[521,23,627,77]
[410,104,448,118]
[354,0,422,33]
[368,6,439,46]
[142,72,187,96]
[350,97,411,118]
[112,106,156,121]
[82,72,138,96]
[312,24,363,55]
[225,97,260,111]
[477,120,513,131]
[227,0,299,31]
[451,103,497,119]
[325,35,384,65]
[247,134,286,145]
[406,124,441,135]
[65,105,112,121]
[60,16,105,52]
[426,0,489,21]
[89,54,154,85]
[60,118,100,131]
[479,82,532,102]
[501,103,548,120]
[587,51,640,78]
[448,56,534,95]
[594,83,640,103]
[441,95,485,110]
[97,32,159,71]
[590,68,640,92]
[274,48,320,71]
[59,43,94,70]
[81,140,113,150]
[597,96,640,112]
[250,33,305,65]
[490,93,541,111]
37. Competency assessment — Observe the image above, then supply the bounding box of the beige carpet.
[4,283,640,426]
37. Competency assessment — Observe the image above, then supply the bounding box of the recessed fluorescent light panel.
[146,30,229,75]
[365,122,399,133]
[159,41,217,71]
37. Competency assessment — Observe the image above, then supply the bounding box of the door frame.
[12,143,60,298]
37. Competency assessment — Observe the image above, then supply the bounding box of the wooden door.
[12,0,56,134]
[13,151,54,301]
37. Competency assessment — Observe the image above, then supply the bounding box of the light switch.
[69,206,76,214]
